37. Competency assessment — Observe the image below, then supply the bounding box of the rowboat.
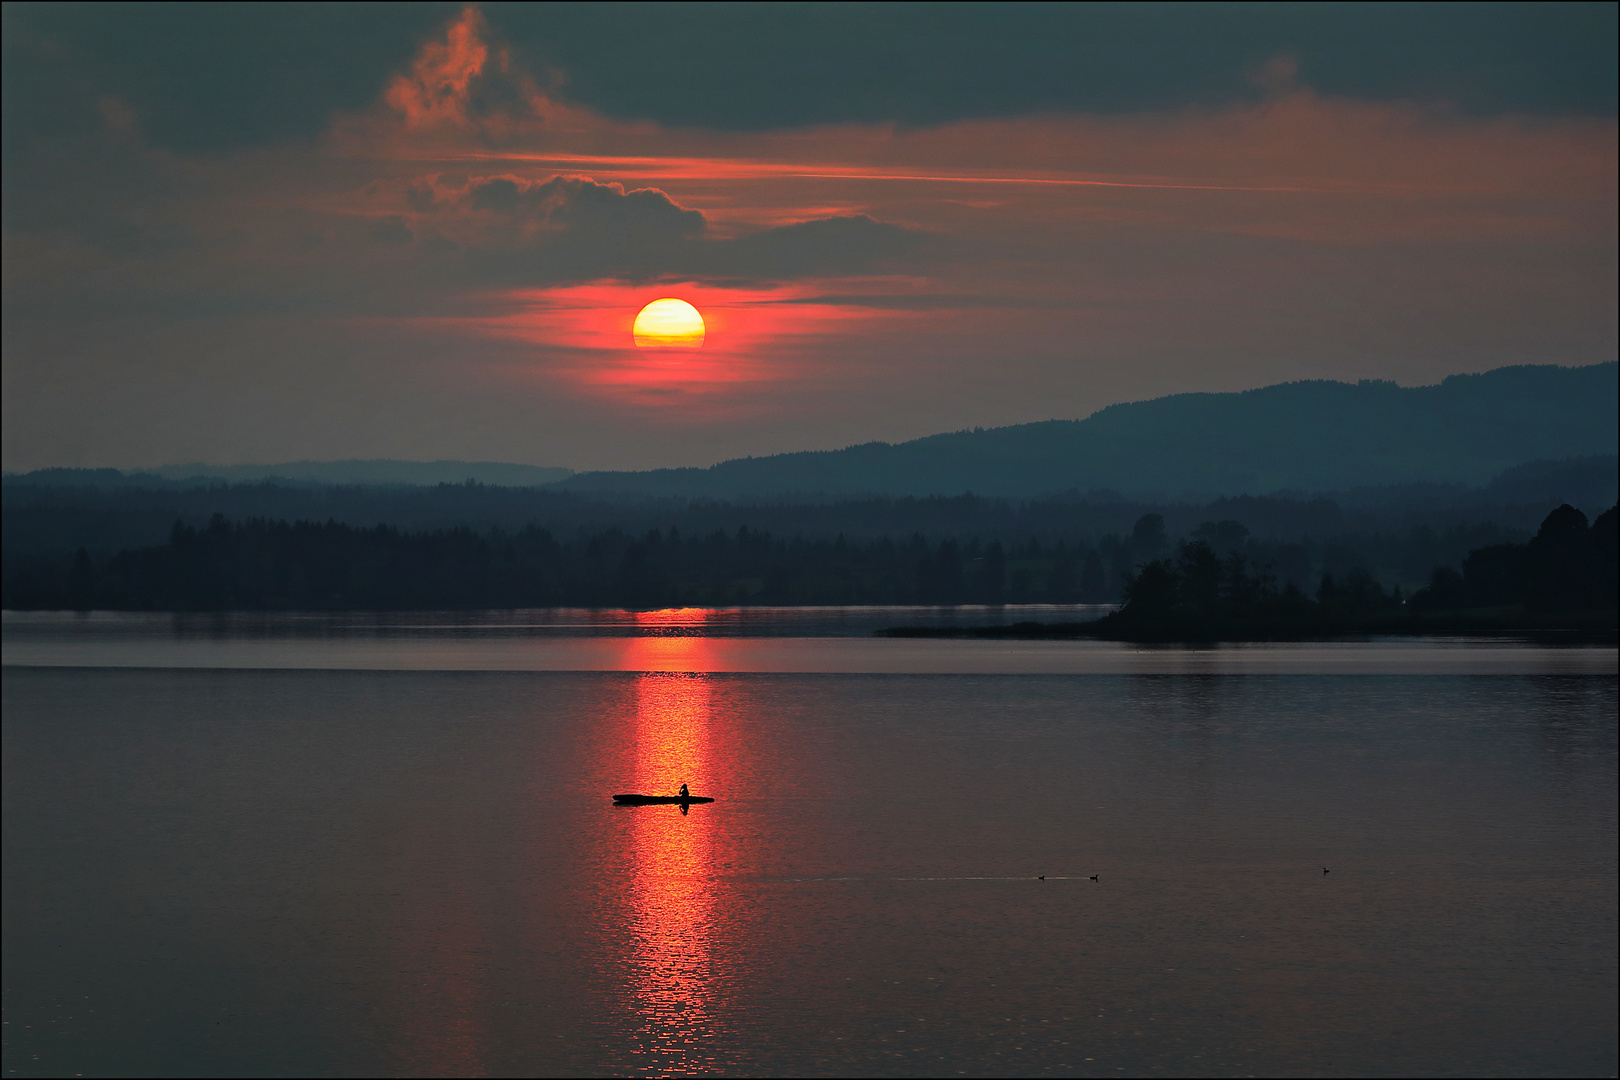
[612,793,715,805]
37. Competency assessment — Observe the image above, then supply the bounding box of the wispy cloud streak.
[421,152,1454,196]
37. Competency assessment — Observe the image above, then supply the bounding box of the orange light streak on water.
[619,643,725,1070]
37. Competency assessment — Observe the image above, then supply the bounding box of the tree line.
[1086,503,1617,639]
[3,514,1133,611]
[10,468,1601,600]
[3,505,1612,619]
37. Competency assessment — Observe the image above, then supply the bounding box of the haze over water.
[3,612,1616,1077]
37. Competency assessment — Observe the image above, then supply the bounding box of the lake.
[3,610,1616,1077]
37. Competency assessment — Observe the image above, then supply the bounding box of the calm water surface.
[3,611,1615,1077]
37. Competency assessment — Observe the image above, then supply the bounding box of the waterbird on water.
[1090,875,1099,881]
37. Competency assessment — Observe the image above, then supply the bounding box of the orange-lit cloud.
[334,10,1613,250]
[321,6,1614,271]
[383,7,491,129]
[339,5,598,152]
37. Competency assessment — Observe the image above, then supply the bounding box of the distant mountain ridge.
[555,362,1618,499]
[6,460,574,489]
[6,364,1614,501]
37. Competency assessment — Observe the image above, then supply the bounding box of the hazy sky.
[3,2,1616,472]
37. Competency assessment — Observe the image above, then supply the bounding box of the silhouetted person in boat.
[680,784,690,799]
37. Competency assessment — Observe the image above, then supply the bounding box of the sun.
[633,298,705,349]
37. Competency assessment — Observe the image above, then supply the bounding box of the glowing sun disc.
[633,298,705,349]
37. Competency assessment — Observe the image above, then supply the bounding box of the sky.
[2,2,1616,473]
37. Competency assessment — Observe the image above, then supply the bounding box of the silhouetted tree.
[1591,505,1619,607]
[1130,513,1167,563]
[1120,559,1177,614]
[1177,541,1223,614]
[1078,549,1106,602]
[976,540,1006,603]
[1046,542,1079,602]
[1410,502,1618,613]
[68,547,93,610]
[1524,504,1594,610]
[933,540,965,603]
[1007,566,1032,602]
[1193,520,1250,555]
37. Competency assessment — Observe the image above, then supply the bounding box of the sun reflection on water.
[619,634,725,1070]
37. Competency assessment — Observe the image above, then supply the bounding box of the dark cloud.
[710,215,924,280]
[498,3,1620,125]
[404,182,441,214]
[1,2,456,157]
[461,175,705,237]
[393,174,702,283]
[3,3,1613,162]
[389,176,918,286]
[368,215,414,246]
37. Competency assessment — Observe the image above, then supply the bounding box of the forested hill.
[556,362,1618,500]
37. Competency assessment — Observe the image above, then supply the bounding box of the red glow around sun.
[453,280,909,399]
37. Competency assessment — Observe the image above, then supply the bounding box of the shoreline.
[880,611,1619,644]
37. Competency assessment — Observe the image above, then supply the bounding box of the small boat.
[613,793,715,805]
